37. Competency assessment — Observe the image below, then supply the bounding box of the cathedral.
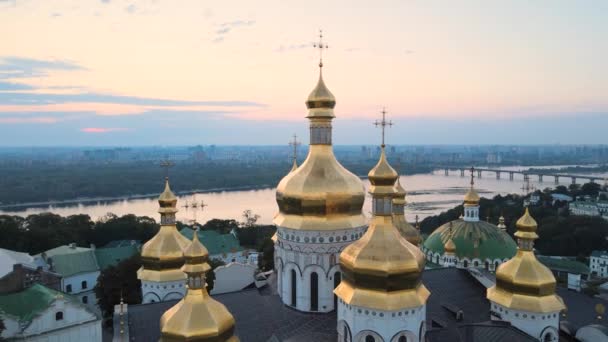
[118,35,607,342]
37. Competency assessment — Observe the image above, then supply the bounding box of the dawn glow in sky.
[1,0,607,145]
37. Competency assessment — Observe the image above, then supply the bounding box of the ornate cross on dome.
[374,107,393,147]
[288,134,300,164]
[313,29,328,68]
[160,159,174,179]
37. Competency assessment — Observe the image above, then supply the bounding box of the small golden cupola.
[497,215,507,232]
[487,208,565,313]
[336,142,429,311]
[138,178,191,295]
[392,176,421,246]
[160,229,238,342]
[442,223,457,268]
[274,33,365,232]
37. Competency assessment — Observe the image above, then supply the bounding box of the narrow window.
[81,280,87,289]
[55,311,64,321]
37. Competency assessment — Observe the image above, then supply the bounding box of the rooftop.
[94,245,139,270]
[48,250,99,277]
[0,284,77,323]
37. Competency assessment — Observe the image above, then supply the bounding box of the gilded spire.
[464,166,480,206]
[487,208,565,313]
[444,222,456,254]
[160,229,239,341]
[306,30,335,113]
[335,111,429,311]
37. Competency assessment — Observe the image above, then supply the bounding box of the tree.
[258,238,274,271]
[0,317,5,341]
[241,209,260,228]
[581,182,601,197]
[95,255,142,320]
[202,219,239,234]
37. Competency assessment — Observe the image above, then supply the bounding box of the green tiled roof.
[0,284,77,323]
[180,229,244,256]
[94,245,139,270]
[423,219,517,261]
[40,245,91,258]
[537,256,590,275]
[50,251,99,277]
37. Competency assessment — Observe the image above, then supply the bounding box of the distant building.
[537,255,590,291]
[38,244,100,307]
[179,228,257,265]
[590,250,608,278]
[570,193,608,219]
[0,284,102,341]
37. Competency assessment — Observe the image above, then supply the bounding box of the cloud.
[404,49,415,54]
[212,19,255,43]
[50,12,61,18]
[81,127,129,133]
[0,81,33,91]
[0,116,59,124]
[0,56,84,79]
[275,43,309,53]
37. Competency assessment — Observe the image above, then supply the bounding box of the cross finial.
[313,29,328,68]
[288,134,301,164]
[160,159,174,179]
[373,107,393,147]
[469,166,475,188]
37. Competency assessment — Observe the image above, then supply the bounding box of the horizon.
[1,1,607,145]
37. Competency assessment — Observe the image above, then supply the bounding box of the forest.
[0,160,432,206]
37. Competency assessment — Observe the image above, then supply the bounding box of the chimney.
[90,243,96,250]
[69,243,76,249]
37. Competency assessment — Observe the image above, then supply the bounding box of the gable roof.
[94,245,139,270]
[0,284,78,324]
[180,229,244,256]
[49,251,99,277]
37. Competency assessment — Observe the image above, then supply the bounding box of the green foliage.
[94,255,142,319]
[202,219,239,234]
[0,213,158,254]
[258,237,275,271]
[421,182,608,257]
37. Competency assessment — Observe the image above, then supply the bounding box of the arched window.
[66,284,72,293]
[543,332,554,342]
[365,336,375,342]
[291,269,297,307]
[81,280,87,289]
[463,260,468,268]
[82,296,88,304]
[55,311,63,321]
[398,337,407,342]
[485,261,489,270]
[310,272,319,311]
[495,261,499,270]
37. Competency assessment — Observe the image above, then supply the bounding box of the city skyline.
[1,0,607,145]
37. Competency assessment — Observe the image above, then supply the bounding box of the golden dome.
[335,216,429,311]
[393,178,407,204]
[138,178,190,283]
[368,146,399,196]
[392,178,421,246]
[464,187,480,206]
[274,145,366,230]
[335,147,429,311]
[444,237,456,254]
[274,58,365,231]
[159,177,178,213]
[487,208,565,313]
[290,158,298,173]
[497,215,507,231]
[305,72,336,115]
[160,233,238,342]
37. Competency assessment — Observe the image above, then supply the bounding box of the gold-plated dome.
[335,146,429,311]
[497,215,507,232]
[392,178,421,246]
[138,178,190,283]
[487,208,565,313]
[464,186,480,206]
[368,146,399,195]
[305,72,336,114]
[274,64,365,231]
[444,237,456,254]
[160,232,238,342]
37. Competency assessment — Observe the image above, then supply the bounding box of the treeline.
[419,183,608,259]
[527,164,608,175]
[0,160,433,206]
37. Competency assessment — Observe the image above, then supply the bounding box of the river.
[1,165,605,224]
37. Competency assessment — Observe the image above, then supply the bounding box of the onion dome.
[444,237,456,254]
[393,178,421,246]
[138,178,190,283]
[160,230,239,342]
[464,184,480,206]
[423,218,516,264]
[274,64,365,231]
[335,146,429,311]
[487,208,565,313]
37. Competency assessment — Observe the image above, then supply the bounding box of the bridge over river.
[440,167,604,184]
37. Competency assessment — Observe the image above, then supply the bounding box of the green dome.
[423,219,517,263]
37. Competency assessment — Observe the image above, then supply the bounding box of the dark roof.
[126,268,608,342]
[127,279,336,342]
[426,321,537,342]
